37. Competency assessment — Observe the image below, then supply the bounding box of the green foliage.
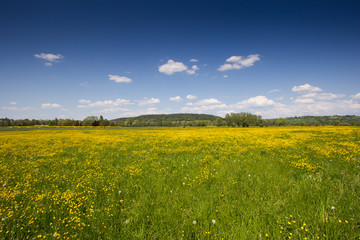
[225,112,261,127]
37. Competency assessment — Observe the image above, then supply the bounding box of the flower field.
[0,126,359,239]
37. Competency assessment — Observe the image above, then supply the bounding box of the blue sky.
[1,0,359,120]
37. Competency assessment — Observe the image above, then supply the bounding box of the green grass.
[0,127,359,239]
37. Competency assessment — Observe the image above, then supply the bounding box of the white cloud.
[159,60,187,75]
[300,92,345,101]
[34,53,64,66]
[268,89,280,94]
[137,98,160,106]
[41,103,62,109]
[119,107,166,118]
[78,99,91,104]
[100,108,129,113]
[181,98,227,113]
[78,99,132,108]
[169,96,183,102]
[292,84,322,93]
[218,54,260,71]
[351,92,360,100]
[158,60,199,75]
[195,98,222,105]
[186,95,197,100]
[223,75,228,78]
[186,65,199,75]
[293,98,315,104]
[10,102,17,105]
[235,96,277,108]
[109,75,132,83]
[190,59,198,62]
[2,106,33,111]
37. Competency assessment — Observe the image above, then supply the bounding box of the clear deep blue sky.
[1,0,359,119]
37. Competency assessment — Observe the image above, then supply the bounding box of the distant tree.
[214,117,223,127]
[83,116,99,126]
[225,114,233,126]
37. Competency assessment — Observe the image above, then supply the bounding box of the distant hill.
[112,113,220,122]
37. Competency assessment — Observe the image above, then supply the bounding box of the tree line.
[1,113,359,127]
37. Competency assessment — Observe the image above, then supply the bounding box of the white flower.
[2,183,6,187]
[125,219,130,224]
[119,190,122,195]
[183,182,185,185]
[212,219,216,224]
[193,220,196,225]
[331,206,335,210]
[1,218,5,221]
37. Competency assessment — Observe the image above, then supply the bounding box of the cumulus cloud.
[186,95,197,100]
[169,96,183,102]
[299,92,345,101]
[235,96,277,108]
[292,84,322,93]
[34,53,63,66]
[41,103,62,109]
[158,60,199,75]
[352,92,360,100]
[186,65,199,75]
[181,98,227,113]
[109,75,132,83]
[100,108,129,113]
[78,99,132,108]
[195,98,222,105]
[292,84,345,104]
[218,54,260,71]
[137,98,160,106]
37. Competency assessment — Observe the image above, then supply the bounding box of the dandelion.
[193,220,196,225]
[53,232,60,238]
[212,219,216,224]
[125,219,130,224]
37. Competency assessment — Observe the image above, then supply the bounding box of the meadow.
[0,126,359,239]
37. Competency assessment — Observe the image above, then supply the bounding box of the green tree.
[83,116,99,126]
[214,117,224,127]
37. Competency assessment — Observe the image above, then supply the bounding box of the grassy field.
[0,126,359,239]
